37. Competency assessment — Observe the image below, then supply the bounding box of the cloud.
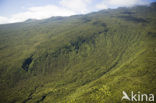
[0,0,151,24]
[0,16,9,24]
[0,0,92,24]
[0,5,76,24]
[10,5,76,23]
[60,0,92,13]
[96,0,150,10]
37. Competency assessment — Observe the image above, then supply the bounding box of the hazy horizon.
[0,0,155,24]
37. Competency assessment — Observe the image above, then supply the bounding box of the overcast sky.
[0,0,155,24]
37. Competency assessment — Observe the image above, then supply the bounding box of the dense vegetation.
[0,2,156,103]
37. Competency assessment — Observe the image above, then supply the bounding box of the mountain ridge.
[0,2,156,103]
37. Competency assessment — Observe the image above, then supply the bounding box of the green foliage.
[0,2,156,103]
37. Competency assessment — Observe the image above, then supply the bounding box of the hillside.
[0,2,156,103]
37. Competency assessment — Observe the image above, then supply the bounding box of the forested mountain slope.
[0,2,156,103]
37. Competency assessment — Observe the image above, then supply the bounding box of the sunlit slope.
[0,2,156,103]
